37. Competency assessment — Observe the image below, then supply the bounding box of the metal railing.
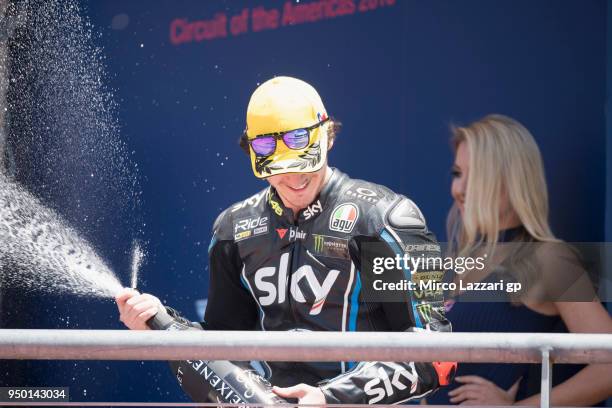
[0,330,610,408]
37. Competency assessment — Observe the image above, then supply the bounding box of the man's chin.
[283,194,315,211]
[288,198,312,210]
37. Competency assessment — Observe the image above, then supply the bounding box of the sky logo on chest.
[329,203,359,233]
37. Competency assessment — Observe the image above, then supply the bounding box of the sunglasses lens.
[283,129,309,150]
[251,137,276,156]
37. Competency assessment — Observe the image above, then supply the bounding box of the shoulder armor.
[210,207,233,244]
[387,197,426,229]
[212,208,229,233]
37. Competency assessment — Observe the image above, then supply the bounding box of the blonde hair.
[447,114,558,257]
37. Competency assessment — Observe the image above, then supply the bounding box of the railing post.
[540,347,552,408]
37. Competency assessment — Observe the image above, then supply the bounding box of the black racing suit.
[167,168,456,404]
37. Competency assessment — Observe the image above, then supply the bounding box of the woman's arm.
[516,301,612,406]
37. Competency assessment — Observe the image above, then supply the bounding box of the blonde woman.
[426,114,612,406]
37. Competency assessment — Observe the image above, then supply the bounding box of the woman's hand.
[448,375,520,405]
[273,384,326,407]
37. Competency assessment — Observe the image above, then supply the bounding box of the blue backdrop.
[2,0,607,403]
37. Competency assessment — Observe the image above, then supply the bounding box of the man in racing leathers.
[116,76,455,405]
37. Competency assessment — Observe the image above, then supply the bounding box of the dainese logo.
[276,227,306,241]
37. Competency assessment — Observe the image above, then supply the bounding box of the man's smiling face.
[267,165,329,215]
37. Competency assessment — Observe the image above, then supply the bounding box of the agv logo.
[329,203,359,233]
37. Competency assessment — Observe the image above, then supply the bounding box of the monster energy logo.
[416,303,433,323]
[313,234,325,252]
[311,234,349,259]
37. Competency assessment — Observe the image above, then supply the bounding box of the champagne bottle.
[147,310,286,405]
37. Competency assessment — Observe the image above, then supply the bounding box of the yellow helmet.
[245,76,329,178]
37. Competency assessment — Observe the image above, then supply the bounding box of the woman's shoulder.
[523,240,597,303]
